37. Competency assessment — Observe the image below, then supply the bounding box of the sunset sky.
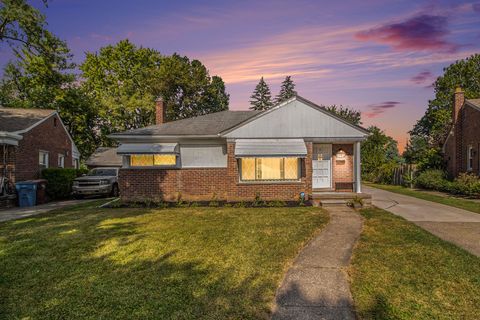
[2,0,480,151]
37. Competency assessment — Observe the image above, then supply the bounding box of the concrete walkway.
[272,207,362,320]
[0,200,91,223]
[364,185,480,257]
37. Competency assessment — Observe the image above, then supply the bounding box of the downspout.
[2,144,6,179]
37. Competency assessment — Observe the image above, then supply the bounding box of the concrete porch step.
[319,199,349,207]
[310,192,372,208]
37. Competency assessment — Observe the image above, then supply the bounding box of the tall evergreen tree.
[275,76,297,104]
[249,77,273,110]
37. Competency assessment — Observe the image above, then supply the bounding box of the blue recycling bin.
[15,181,38,207]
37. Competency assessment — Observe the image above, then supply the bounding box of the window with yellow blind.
[240,157,300,181]
[130,154,176,167]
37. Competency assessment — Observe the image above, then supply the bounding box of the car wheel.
[73,194,84,200]
[111,184,119,197]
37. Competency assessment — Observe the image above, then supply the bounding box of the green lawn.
[350,207,480,320]
[0,203,328,319]
[367,183,480,214]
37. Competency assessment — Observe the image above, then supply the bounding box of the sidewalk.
[0,200,92,223]
[272,207,362,320]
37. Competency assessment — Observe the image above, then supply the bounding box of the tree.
[402,136,443,171]
[156,54,229,121]
[249,77,273,110]
[324,105,362,126]
[0,0,65,59]
[80,40,229,144]
[361,126,401,182]
[408,54,480,169]
[0,1,98,158]
[275,75,297,104]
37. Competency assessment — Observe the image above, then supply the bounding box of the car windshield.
[87,169,117,176]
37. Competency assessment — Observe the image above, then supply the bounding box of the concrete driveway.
[364,185,480,257]
[0,199,93,223]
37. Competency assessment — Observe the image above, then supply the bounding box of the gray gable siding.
[223,100,368,139]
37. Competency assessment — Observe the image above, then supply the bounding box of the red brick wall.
[119,142,314,202]
[445,103,480,177]
[332,144,354,189]
[225,142,312,201]
[15,114,73,181]
[0,145,17,182]
[460,105,480,175]
[119,168,229,201]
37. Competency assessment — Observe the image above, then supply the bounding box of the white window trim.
[467,146,473,172]
[58,154,65,168]
[39,151,49,169]
[125,154,179,169]
[238,157,302,183]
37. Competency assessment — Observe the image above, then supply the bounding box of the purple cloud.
[364,101,401,118]
[411,70,433,84]
[355,15,456,52]
[474,3,480,13]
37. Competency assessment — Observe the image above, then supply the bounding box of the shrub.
[41,168,88,200]
[252,192,266,207]
[266,200,287,207]
[413,170,480,198]
[233,201,246,208]
[451,173,480,197]
[414,169,448,191]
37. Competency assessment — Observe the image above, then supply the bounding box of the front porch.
[311,141,362,194]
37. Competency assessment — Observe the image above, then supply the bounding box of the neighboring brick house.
[0,108,80,183]
[443,88,480,178]
[111,96,369,202]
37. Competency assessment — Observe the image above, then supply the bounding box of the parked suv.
[72,167,119,198]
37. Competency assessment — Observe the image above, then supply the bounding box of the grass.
[0,202,328,319]
[350,207,480,320]
[367,183,480,214]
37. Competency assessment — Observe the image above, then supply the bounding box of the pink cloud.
[363,101,401,118]
[355,14,457,52]
[411,70,434,84]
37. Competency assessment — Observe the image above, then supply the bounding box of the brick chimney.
[453,87,464,124]
[155,96,166,125]
[452,87,465,176]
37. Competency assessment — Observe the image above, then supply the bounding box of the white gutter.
[0,131,23,146]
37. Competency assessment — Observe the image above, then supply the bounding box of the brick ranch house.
[0,108,80,183]
[443,88,480,178]
[111,96,369,202]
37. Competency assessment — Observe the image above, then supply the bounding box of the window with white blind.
[58,154,65,168]
[467,146,474,171]
[129,154,177,167]
[239,157,300,181]
[39,151,49,170]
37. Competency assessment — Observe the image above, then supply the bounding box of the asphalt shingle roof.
[112,110,262,136]
[0,108,55,132]
[466,99,480,111]
[86,147,122,167]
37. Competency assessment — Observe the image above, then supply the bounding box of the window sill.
[238,180,303,185]
[125,166,179,169]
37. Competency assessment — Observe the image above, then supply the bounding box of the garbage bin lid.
[30,179,48,184]
[15,181,38,185]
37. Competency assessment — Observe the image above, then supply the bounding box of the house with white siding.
[110,95,369,203]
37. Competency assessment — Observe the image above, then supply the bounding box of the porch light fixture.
[336,148,346,160]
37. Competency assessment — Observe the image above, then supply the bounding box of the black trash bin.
[31,179,48,205]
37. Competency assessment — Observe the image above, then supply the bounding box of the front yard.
[0,202,328,319]
[350,207,480,319]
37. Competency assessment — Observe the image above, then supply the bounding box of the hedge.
[41,168,89,200]
[414,169,480,198]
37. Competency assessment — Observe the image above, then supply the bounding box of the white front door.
[312,144,332,189]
